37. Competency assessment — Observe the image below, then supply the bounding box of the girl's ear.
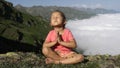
[64,21,66,25]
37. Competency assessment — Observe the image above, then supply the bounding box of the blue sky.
[6,0,120,11]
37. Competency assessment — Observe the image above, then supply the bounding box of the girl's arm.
[58,38,77,49]
[43,40,57,48]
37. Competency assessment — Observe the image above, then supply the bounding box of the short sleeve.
[67,30,74,41]
[45,31,52,42]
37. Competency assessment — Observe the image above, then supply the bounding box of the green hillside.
[0,0,51,52]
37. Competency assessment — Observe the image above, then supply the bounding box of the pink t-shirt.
[45,28,75,57]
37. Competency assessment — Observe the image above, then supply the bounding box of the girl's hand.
[53,39,58,45]
[54,30,77,48]
[57,32,63,42]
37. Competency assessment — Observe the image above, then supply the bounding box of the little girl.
[42,10,84,64]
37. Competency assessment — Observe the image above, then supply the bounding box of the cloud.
[79,26,120,31]
[72,3,103,9]
[81,4,88,8]
[66,13,120,55]
[91,4,103,9]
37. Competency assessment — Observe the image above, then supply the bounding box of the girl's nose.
[55,17,58,19]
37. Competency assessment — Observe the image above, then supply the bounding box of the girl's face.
[50,12,65,27]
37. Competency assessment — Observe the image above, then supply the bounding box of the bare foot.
[45,58,54,64]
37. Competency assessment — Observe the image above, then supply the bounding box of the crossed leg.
[57,53,84,64]
[42,47,84,64]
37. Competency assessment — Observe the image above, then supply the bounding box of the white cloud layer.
[66,13,120,55]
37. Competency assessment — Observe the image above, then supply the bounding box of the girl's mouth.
[55,22,58,25]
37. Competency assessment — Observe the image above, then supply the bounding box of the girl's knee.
[78,54,84,62]
[42,47,49,55]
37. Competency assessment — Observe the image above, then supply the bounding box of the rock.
[6,52,18,56]
[6,52,21,60]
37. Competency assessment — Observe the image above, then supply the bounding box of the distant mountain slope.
[15,5,96,20]
[0,0,51,47]
[75,7,119,14]
[15,5,119,21]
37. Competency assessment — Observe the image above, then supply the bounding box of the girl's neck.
[54,26,64,33]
